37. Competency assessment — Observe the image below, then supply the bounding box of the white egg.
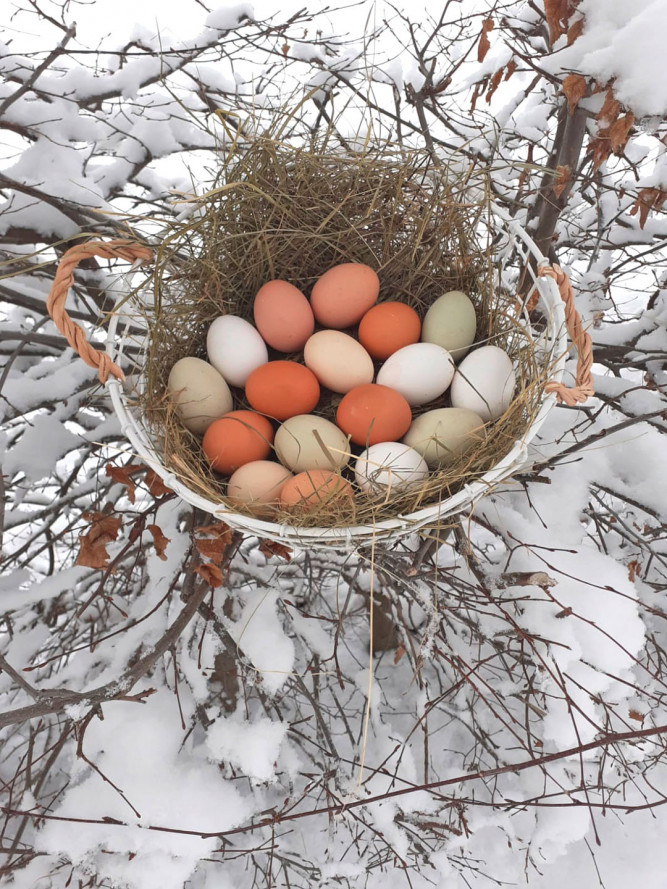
[206,315,268,387]
[450,345,516,421]
[376,343,455,406]
[354,442,429,493]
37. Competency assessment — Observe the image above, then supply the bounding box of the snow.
[206,713,287,783]
[546,0,667,117]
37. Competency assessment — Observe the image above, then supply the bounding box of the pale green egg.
[421,290,477,361]
[402,407,486,469]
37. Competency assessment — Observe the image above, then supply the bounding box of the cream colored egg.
[167,357,233,435]
[422,290,477,361]
[402,408,486,468]
[227,461,292,509]
[354,442,428,493]
[275,414,351,473]
[450,345,516,421]
[304,330,374,394]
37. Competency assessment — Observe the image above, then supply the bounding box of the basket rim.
[105,203,568,548]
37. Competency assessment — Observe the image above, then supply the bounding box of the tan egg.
[422,290,477,361]
[304,330,374,394]
[227,461,292,511]
[402,408,486,469]
[275,414,351,473]
[167,357,233,435]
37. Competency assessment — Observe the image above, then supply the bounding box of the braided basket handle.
[46,239,154,384]
[536,263,594,406]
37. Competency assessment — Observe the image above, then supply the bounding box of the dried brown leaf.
[629,708,644,723]
[587,135,611,170]
[76,512,122,570]
[562,73,586,115]
[105,463,143,504]
[504,59,516,81]
[545,0,580,44]
[630,187,667,229]
[281,43,289,56]
[566,15,584,45]
[627,559,641,582]
[258,539,293,562]
[609,112,635,153]
[597,86,619,124]
[145,469,173,498]
[195,536,229,565]
[553,164,571,199]
[195,563,224,588]
[485,67,503,103]
[147,524,170,561]
[477,17,493,63]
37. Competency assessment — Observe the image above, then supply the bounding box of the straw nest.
[134,133,549,529]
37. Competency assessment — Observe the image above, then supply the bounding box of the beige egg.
[304,330,374,394]
[227,461,292,510]
[402,408,486,468]
[422,291,477,361]
[167,357,233,435]
[275,414,351,473]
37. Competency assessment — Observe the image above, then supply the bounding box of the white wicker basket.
[97,203,569,549]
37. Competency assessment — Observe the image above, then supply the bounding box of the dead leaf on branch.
[194,521,232,572]
[147,524,170,561]
[486,68,503,103]
[145,469,173,498]
[609,112,635,153]
[553,164,571,199]
[597,86,620,125]
[562,73,586,115]
[566,16,584,45]
[258,539,293,562]
[105,463,144,504]
[544,0,581,44]
[627,559,641,583]
[194,563,223,588]
[76,511,122,570]
[477,17,493,63]
[630,187,667,229]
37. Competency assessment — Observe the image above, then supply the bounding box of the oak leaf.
[562,73,586,115]
[477,17,493,63]
[76,512,122,570]
[147,524,170,561]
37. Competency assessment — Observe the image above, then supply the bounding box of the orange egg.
[358,302,421,360]
[336,383,412,446]
[280,469,353,511]
[202,410,274,475]
[246,361,320,421]
[253,280,314,352]
[310,263,379,328]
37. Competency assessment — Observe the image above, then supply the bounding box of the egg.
[354,442,429,493]
[358,302,421,360]
[376,343,455,406]
[450,345,516,421]
[402,408,486,468]
[304,330,374,393]
[280,469,354,511]
[202,410,274,475]
[227,461,292,510]
[206,315,268,387]
[275,415,351,473]
[245,361,320,421]
[253,280,314,352]
[167,357,233,435]
[422,290,477,361]
[336,383,412,446]
[310,263,379,328]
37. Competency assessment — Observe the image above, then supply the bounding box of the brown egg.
[227,461,292,510]
[358,302,421,360]
[245,361,320,421]
[280,469,353,512]
[336,383,412,446]
[202,410,274,475]
[310,263,379,328]
[253,280,314,352]
[304,330,374,393]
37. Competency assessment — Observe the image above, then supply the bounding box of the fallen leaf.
[477,17,493,63]
[553,164,571,199]
[147,524,170,561]
[258,539,293,562]
[562,73,586,115]
[76,512,122,570]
